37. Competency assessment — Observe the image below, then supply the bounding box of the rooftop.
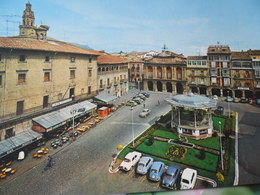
[97,53,129,64]
[187,56,207,60]
[0,37,98,56]
[165,93,217,109]
[207,45,231,54]
[231,51,251,60]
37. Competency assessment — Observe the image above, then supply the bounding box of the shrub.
[196,150,206,160]
[212,131,218,137]
[147,136,154,146]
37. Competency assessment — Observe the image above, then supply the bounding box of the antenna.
[0,15,20,36]
[162,44,168,52]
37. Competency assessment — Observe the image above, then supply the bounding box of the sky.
[0,0,259,55]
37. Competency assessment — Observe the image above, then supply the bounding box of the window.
[107,78,110,85]
[88,86,91,94]
[19,55,26,62]
[223,62,228,68]
[211,61,216,68]
[0,75,2,87]
[70,70,75,79]
[18,73,26,84]
[89,58,92,63]
[120,75,122,80]
[100,80,103,88]
[70,57,75,63]
[200,78,205,84]
[45,56,50,62]
[43,95,49,108]
[16,100,24,115]
[0,54,2,61]
[202,61,206,66]
[211,77,217,84]
[88,69,92,77]
[5,128,14,139]
[44,72,51,82]
[114,77,116,84]
[257,81,260,88]
[69,88,75,98]
[224,78,230,86]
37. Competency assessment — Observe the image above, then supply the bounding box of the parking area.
[114,162,215,191]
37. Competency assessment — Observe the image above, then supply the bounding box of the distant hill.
[71,43,93,50]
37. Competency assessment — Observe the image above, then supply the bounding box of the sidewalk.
[0,88,140,184]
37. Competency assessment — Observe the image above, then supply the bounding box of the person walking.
[158,100,160,106]
[47,155,53,168]
[143,103,145,108]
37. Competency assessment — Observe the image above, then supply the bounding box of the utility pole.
[219,121,224,171]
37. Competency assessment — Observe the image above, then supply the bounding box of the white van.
[180,168,197,190]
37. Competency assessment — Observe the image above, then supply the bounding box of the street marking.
[128,169,135,177]
[140,176,147,183]
[111,121,150,126]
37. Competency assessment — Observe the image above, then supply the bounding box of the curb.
[233,112,239,185]
[108,106,171,174]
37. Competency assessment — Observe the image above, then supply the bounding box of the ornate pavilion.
[165,93,217,139]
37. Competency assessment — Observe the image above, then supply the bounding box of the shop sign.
[238,87,249,90]
[52,98,72,107]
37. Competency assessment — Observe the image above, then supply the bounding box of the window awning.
[0,130,42,158]
[32,100,97,130]
[94,93,118,104]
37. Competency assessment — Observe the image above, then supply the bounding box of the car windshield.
[166,173,173,178]
[182,179,189,184]
[138,163,144,168]
[124,158,131,162]
[151,169,158,173]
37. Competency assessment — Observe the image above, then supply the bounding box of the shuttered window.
[18,73,26,84]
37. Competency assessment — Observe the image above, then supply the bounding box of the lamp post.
[131,106,135,147]
[70,107,77,137]
[228,91,231,118]
[219,121,224,171]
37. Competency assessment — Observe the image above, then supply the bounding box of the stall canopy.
[0,130,42,158]
[32,100,97,132]
[94,93,118,104]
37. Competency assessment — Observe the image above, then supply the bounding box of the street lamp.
[219,121,224,171]
[228,91,231,118]
[131,106,135,147]
[70,107,77,137]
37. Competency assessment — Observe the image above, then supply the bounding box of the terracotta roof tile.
[97,53,128,64]
[187,56,207,60]
[0,37,98,55]
[231,51,251,60]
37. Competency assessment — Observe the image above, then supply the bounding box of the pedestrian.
[47,155,53,167]
[143,103,145,108]
[158,100,160,105]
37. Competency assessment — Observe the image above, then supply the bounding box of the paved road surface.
[0,91,172,195]
[218,101,260,186]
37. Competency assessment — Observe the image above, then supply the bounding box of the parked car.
[225,96,233,102]
[149,161,165,182]
[214,106,224,115]
[139,109,151,118]
[133,97,143,104]
[180,168,197,190]
[233,97,240,103]
[141,92,150,98]
[161,164,181,189]
[240,97,249,103]
[212,95,218,100]
[119,151,142,171]
[126,101,137,107]
[137,94,146,100]
[136,156,154,175]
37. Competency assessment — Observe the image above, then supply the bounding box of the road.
[218,101,260,186]
[0,91,172,195]
[1,94,260,195]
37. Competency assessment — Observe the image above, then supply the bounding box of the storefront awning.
[32,100,97,131]
[0,130,42,158]
[94,93,118,104]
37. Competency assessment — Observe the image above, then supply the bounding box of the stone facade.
[143,50,187,94]
[97,53,129,96]
[186,56,209,95]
